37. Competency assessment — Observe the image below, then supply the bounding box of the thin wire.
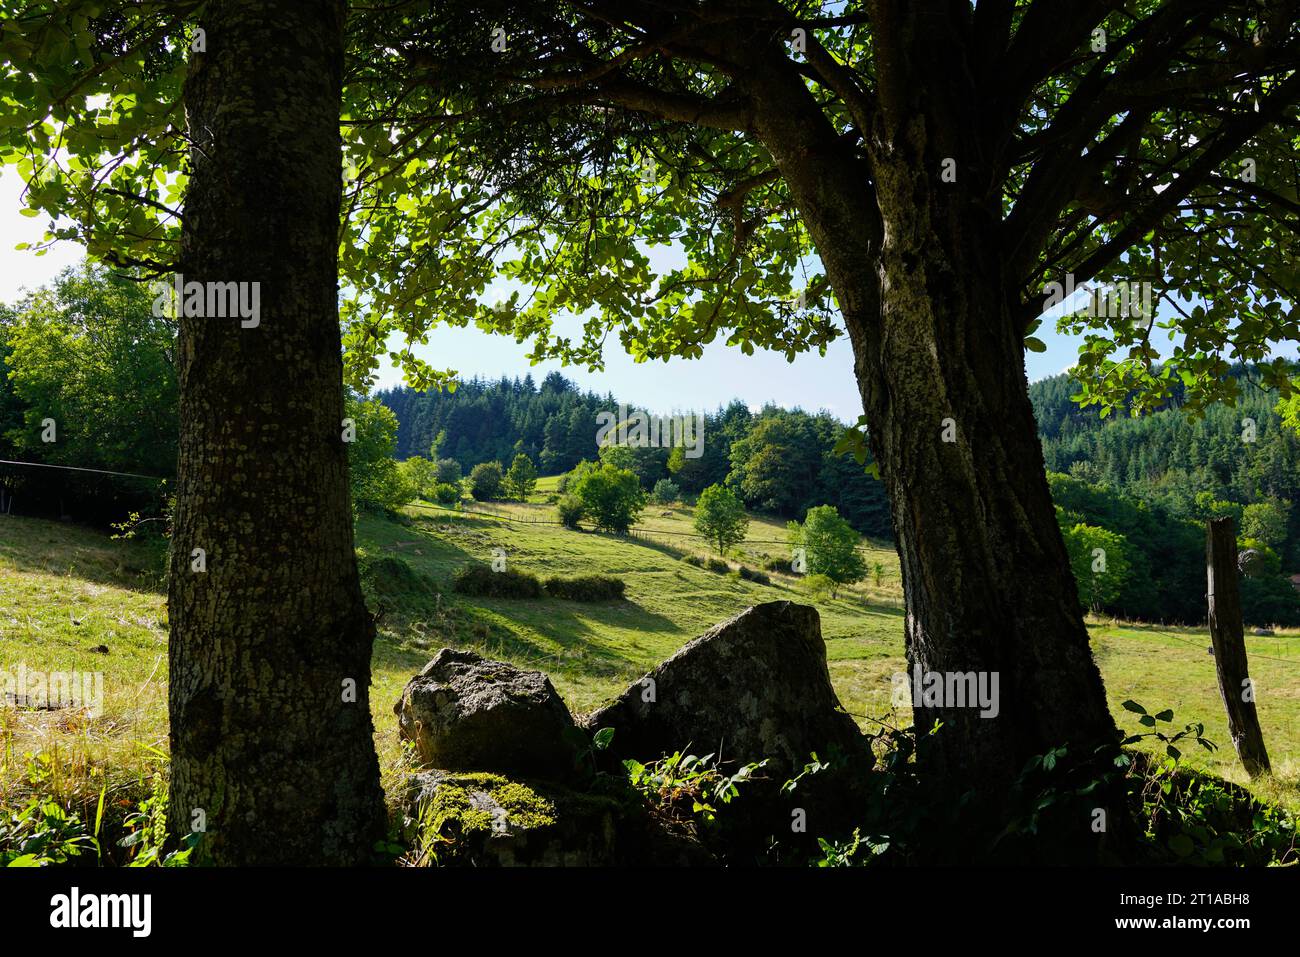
[0,458,168,482]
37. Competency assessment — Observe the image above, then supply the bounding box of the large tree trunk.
[736,17,1121,810]
[168,0,386,865]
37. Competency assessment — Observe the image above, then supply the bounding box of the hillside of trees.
[1033,370,1300,625]
[375,374,894,537]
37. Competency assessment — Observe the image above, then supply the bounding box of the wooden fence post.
[1206,517,1271,778]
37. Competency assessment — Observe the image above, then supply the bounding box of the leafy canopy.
[1,1,1297,417]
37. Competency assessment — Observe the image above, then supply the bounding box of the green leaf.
[1024,337,1047,353]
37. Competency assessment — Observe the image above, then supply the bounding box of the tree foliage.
[570,461,646,533]
[345,395,412,514]
[693,483,749,556]
[788,504,866,596]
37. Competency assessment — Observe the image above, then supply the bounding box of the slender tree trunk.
[168,0,386,865]
[736,16,1121,810]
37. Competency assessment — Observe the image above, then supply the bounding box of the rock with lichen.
[394,648,581,779]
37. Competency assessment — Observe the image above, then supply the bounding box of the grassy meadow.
[4,489,1300,826]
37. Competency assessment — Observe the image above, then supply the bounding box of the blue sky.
[0,170,1159,420]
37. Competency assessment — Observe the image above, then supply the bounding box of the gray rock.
[583,601,865,776]
[395,648,580,778]
[1251,626,1276,636]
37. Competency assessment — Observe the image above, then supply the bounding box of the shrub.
[556,493,586,529]
[469,461,505,501]
[650,478,680,505]
[763,556,787,573]
[544,575,626,601]
[738,566,771,585]
[452,562,543,599]
[682,554,704,567]
[572,463,646,533]
[433,482,461,506]
[799,573,836,599]
[706,557,729,574]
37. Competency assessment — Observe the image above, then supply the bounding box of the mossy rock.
[402,770,712,866]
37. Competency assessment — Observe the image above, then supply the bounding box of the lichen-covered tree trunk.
[168,0,385,865]
[739,29,1121,811]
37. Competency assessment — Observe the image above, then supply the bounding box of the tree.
[434,457,463,486]
[398,455,438,500]
[789,505,867,598]
[2,0,387,863]
[694,484,749,557]
[650,478,680,504]
[2,264,177,478]
[729,411,821,514]
[1061,523,1133,613]
[505,452,538,501]
[469,461,505,501]
[1242,500,1290,550]
[573,463,645,533]
[347,396,414,512]
[330,3,1300,817]
[15,0,1298,853]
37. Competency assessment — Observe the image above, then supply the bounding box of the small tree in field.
[573,464,645,533]
[694,485,748,557]
[1061,523,1132,614]
[506,453,538,501]
[789,505,866,598]
[651,478,680,505]
[469,461,505,501]
[434,457,463,486]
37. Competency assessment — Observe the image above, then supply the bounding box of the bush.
[544,575,626,601]
[799,573,836,599]
[650,478,680,505]
[705,557,730,574]
[557,493,585,529]
[452,562,543,599]
[358,555,440,617]
[469,461,505,501]
[572,463,646,533]
[738,566,771,585]
[433,482,461,506]
[763,556,788,573]
[682,554,704,567]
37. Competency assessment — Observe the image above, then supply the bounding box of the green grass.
[3,503,1300,823]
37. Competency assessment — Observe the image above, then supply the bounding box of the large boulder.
[395,648,580,779]
[583,601,865,776]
